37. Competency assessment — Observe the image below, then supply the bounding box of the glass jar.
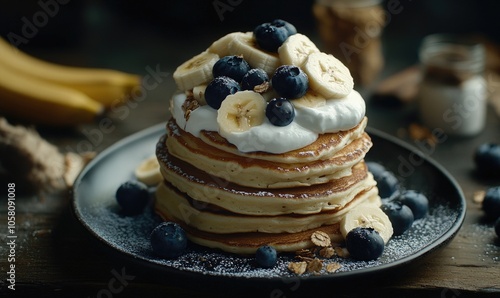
[416,34,487,136]
[313,0,385,87]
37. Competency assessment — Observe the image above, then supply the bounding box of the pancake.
[155,181,380,234]
[164,119,373,188]
[199,116,368,164]
[157,136,376,215]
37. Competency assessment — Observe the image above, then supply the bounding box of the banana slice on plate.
[217,90,266,134]
[303,52,354,99]
[173,51,219,91]
[228,32,281,76]
[134,155,162,186]
[340,205,393,244]
[278,33,320,66]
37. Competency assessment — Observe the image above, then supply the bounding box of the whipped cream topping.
[170,91,366,154]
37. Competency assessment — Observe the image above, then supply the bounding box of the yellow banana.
[0,37,141,107]
[0,65,104,126]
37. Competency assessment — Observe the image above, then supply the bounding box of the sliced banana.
[292,90,327,108]
[217,90,266,134]
[303,52,354,99]
[228,32,281,76]
[278,33,320,66]
[192,84,207,105]
[340,205,393,244]
[134,155,162,186]
[173,51,219,91]
[207,32,240,57]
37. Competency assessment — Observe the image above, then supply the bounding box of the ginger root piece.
[0,118,94,194]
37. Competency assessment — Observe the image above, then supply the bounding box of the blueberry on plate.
[495,217,500,238]
[366,161,386,181]
[271,65,308,99]
[271,19,297,36]
[241,68,269,92]
[397,190,429,220]
[381,201,414,236]
[212,55,251,82]
[150,222,187,259]
[115,180,149,215]
[205,76,241,109]
[266,97,295,126]
[474,143,500,176]
[482,186,500,219]
[253,22,289,52]
[375,171,399,199]
[345,227,384,261]
[255,245,277,268]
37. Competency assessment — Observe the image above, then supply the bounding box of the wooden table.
[1,5,499,298]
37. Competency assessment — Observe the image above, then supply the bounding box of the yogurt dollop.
[171,91,365,154]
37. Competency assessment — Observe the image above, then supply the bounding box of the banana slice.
[278,33,320,66]
[173,51,219,91]
[217,90,266,134]
[207,32,240,57]
[303,52,354,99]
[192,84,207,105]
[134,155,162,186]
[340,205,393,244]
[228,32,281,76]
[292,90,327,108]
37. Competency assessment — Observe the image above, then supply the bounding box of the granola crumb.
[288,261,307,275]
[306,258,323,273]
[326,262,342,273]
[311,230,331,247]
[319,246,336,258]
[335,247,350,258]
[295,248,315,258]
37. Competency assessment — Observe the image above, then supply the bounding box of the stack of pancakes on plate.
[155,109,380,254]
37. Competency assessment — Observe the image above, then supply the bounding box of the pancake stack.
[155,24,387,254]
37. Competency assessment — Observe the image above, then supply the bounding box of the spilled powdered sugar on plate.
[82,193,459,279]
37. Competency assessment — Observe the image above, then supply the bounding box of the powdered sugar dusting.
[80,193,461,279]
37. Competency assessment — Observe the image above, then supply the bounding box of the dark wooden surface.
[1,2,500,297]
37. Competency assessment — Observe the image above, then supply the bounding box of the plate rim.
[72,123,467,283]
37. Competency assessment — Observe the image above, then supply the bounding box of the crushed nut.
[326,262,342,273]
[319,246,336,258]
[182,96,200,121]
[306,258,323,273]
[311,231,331,247]
[334,247,350,258]
[288,261,307,275]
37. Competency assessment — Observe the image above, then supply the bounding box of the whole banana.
[0,65,104,126]
[0,37,141,107]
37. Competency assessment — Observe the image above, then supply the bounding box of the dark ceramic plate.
[72,123,466,290]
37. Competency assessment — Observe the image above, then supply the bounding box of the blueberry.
[150,222,187,259]
[366,161,386,181]
[271,65,308,99]
[345,227,384,261]
[397,190,429,220]
[255,245,278,268]
[474,143,500,176]
[495,217,500,238]
[381,201,414,236]
[266,97,295,127]
[241,68,269,92]
[376,171,399,199]
[271,19,297,36]
[482,186,500,219]
[205,76,241,109]
[253,22,289,52]
[212,55,251,82]
[115,180,149,215]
